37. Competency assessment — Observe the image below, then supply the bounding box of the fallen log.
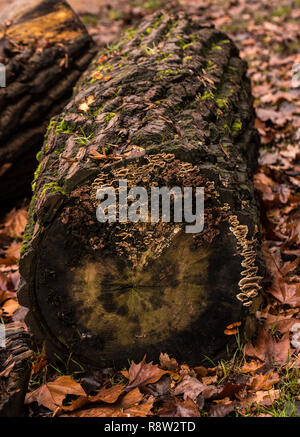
[0,0,96,205]
[0,322,32,417]
[18,12,264,369]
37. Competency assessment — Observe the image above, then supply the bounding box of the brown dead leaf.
[209,402,235,417]
[124,355,168,392]
[25,375,86,411]
[194,366,208,377]
[159,352,178,372]
[174,375,205,401]
[243,389,280,407]
[61,388,151,417]
[158,397,200,417]
[4,241,22,262]
[4,208,27,239]
[241,360,264,374]
[88,384,124,404]
[202,375,218,385]
[245,327,291,364]
[249,372,280,391]
[269,278,300,307]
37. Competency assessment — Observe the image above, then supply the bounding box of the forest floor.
[0,0,300,418]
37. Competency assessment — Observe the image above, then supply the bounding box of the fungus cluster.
[90,153,204,267]
[228,214,262,307]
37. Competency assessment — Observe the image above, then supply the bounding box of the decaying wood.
[18,12,264,369]
[0,322,32,417]
[0,0,96,205]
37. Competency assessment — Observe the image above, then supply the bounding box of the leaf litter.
[1,0,300,418]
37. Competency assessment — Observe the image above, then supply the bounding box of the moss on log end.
[0,0,96,205]
[19,12,264,369]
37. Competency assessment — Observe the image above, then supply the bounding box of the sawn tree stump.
[0,0,95,205]
[18,12,264,368]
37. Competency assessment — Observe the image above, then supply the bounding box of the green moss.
[81,14,99,27]
[198,91,215,101]
[157,68,181,80]
[142,44,160,56]
[105,112,116,122]
[176,34,196,50]
[41,182,66,197]
[232,120,243,135]
[216,98,229,109]
[36,151,42,163]
[20,196,37,254]
[55,119,71,134]
[155,52,173,63]
[92,104,105,117]
[206,60,217,71]
[31,162,42,193]
[272,4,291,18]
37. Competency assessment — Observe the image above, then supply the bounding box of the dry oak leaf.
[4,208,28,239]
[124,355,168,392]
[174,375,206,401]
[25,375,86,411]
[159,397,200,417]
[249,372,280,392]
[242,389,280,407]
[4,241,22,262]
[269,278,300,307]
[194,366,208,377]
[62,388,151,417]
[209,402,235,417]
[245,327,292,364]
[60,385,125,413]
[89,384,124,404]
[241,360,264,374]
[159,352,179,372]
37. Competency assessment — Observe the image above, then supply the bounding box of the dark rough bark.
[18,12,264,369]
[0,0,96,206]
[0,322,32,417]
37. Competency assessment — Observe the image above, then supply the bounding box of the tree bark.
[18,12,264,369]
[0,322,32,417]
[0,0,96,206]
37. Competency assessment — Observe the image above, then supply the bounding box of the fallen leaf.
[209,402,235,417]
[158,397,200,417]
[174,375,205,401]
[241,360,264,374]
[159,353,178,372]
[4,208,27,239]
[88,384,124,404]
[124,355,168,392]
[245,327,291,364]
[25,375,86,411]
[249,372,280,391]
